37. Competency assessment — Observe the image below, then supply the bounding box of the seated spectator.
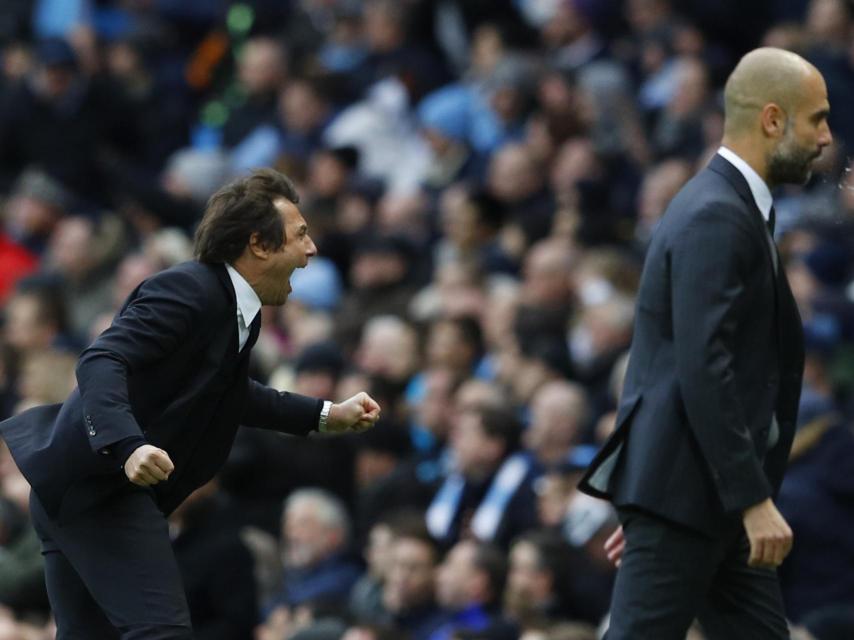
[431,540,517,640]
[375,518,445,640]
[523,380,590,468]
[504,530,608,628]
[170,480,257,640]
[350,517,396,622]
[3,281,77,358]
[426,404,538,549]
[266,488,362,614]
[4,169,70,255]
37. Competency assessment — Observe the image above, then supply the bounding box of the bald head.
[724,48,815,136]
[722,47,832,187]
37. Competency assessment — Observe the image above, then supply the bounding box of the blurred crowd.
[2,0,854,639]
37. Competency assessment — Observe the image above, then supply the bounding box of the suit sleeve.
[670,206,772,513]
[241,378,322,436]
[75,268,211,454]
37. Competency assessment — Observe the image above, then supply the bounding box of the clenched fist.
[325,392,381,434]
[124,444,174,487]
[743,498,793,568]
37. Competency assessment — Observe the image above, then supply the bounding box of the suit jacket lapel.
[707,155,778,281]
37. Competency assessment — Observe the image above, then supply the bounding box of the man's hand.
[325,392,381,434]
[743,498,793,568]
[604,525,625,567]
[124,445,174,486]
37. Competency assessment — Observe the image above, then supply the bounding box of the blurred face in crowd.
[436,540,486,610]
[238,38,286,96]
[365,522,395,579]
[766,69,832,186]
[637,160,692,231]
[112,254,157,308]
[523,240,573,308]
[6,194,62,239]
[283,499,342,568]
[36,64,76,100]
[535,472,576,527]
[505,541,552,616]
[440,187,481,251]
[414,367,457,440]
[4,294,57,354]
[47,216,95,281]
[351,250,407,289]
[280,80,327,134]
[425,319,476,374]
[450,409,504,478]
[524,382,586,465]
[488,145,541,203]
[253,199,317,306]
[382,537,437,613]
[308,150,350,198]
[356,318,419,383]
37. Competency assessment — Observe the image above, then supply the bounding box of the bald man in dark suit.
[580,48,833,639]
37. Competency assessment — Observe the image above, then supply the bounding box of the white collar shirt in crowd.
[225,264,261,352]
[717,145,773,222]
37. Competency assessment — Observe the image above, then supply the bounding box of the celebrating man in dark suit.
[0,169,381,639]
[579,48,832,639]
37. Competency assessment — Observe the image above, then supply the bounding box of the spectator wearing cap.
[426,404,538,549]
[0,37,138,203]
[431,540,517,640]
[4,168,71,255]
[418,87,485,195]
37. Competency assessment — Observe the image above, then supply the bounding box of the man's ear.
[760,103,787,139]
[248,232,270,259]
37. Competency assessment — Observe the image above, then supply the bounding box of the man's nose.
[820,124,833,148]
[307,236,318,256]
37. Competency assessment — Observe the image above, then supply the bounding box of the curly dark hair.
[193,168,300,264]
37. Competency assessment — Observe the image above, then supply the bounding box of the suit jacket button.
[88,428,96,436]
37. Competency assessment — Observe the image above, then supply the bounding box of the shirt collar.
[717,146,773,222]
[225,264,262,326]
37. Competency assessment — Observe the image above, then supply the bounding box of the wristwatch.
[318,400,333,433]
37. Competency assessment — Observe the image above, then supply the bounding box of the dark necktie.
[768,205,776,236]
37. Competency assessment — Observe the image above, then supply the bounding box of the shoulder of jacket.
[146,261,230,310]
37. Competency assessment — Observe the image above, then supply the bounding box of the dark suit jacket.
[579,154,805,534]
[1,261,322,522]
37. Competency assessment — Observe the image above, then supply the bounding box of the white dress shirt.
[717,146,773,223]
[225,264,261,352]
[224,264,332,432]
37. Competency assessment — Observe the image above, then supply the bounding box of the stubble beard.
[767,129,818,187]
